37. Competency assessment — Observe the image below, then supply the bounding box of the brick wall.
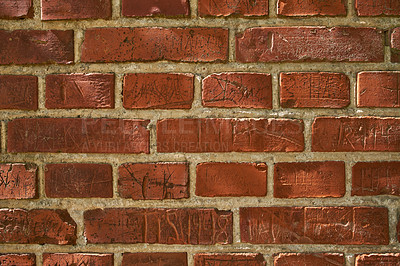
[1,0,400,265]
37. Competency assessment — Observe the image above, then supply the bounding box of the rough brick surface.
[84,208,233,244]
[278,0,346,16]
[157,119,304,153]
[123,73,194,109]
[0,0,33,19]
[45,74,115,109]
[280,72,350,108]
[391,28,400,62]
[81,28,228,63]
[202,73,272,109]
[0,75,38,110]
[122,253,188,266]
[8,118,150,153]
[240,207,388,244]
[118,163,189,200]
[355,254,400,265]
[236,27,384,63]
[41,0,112,20]
[43,253,113,265]
[195,253,266,265]
[0,254,35,265]
[312,117,400,152]
[274,253,345,266]
[355,0,400,16]
[122,0,190,17]
[0,163,37,199]
[274,161,346,198]
[198,0,268,17]
[196,162,267,197]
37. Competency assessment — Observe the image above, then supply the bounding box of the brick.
[0,163,37,199]
[45,163,113,198]
[0,30,74,65]
[118,163,189,200]
[352,161,400,196]
[0,209,76,245]
[157,119,304,153]
[312,117,400,152]
[0,0,33,19]
[0,75,38,110]
[274,253,344,266]
[45,74,115,109]
[278,0,346,16]
[81,27,228,63]
[41,0,112,20]
[240,207,388,244]
[196,162,267,197]
[84,208,233,244]
[0,254,35,265]
[280,72,350,108]
[356,0,400,16]
[355,254,400,265]
[122,0,189,17]
[202,73,272,109]
[195,253,266,265]
[43,253,113,266]
[392,28,400,62]
[123,73,194,109]
[122,253,187,266]
[198,0,268,17]
[236,27,384,63]
[8,118,150,154]
[274,161,346,198]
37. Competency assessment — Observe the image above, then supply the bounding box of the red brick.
[202,73,272,109]
[392,28,400,62]
[278,0,346,16]
[0,163,37,199]
[0,209,76,245]
[45,163,113,198]
[157,119,304,153]
[122,253,187,266]
[0,30,74,65]
[123,73,194,109]
[356,0,400,16]
[240,207,388,244]
[280,72,350,108]
[274,253,344,266]
[196,162,267,197]
[355,254,400,265]
[84,208,233,244]
[0,75,38,110]
[274,161,345,198]
[118,163,189,200]
[352,161,400,196]
[41,0,112,20]
[0,254,35,265]
[8,118,150,154]
[236,27,384,63]
[195,253,265,265]
[122,0,190,17]
[357,72,400,107]
[45,74,115,109]
[312,117,400,152]
[81,27,228,63]
[198,0,268,17]
[0,0,33,19]
[43,253,113,266]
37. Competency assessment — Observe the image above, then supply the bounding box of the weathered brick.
[196,163,267,197]
[123,73,194,109]
[356,0,400,16]
[122,0,190,17]
[240,207,388,244]
[355,254,400,265]
[0,0,33,19]
[391,28,400,62]
[202,73,272,109]
[274,253,345,266]
[8,118,150,154]
[84,208,233,244]
[118,163,189,200]
[122,253,187,266]
[157,119,304,153]
[0,75,38,110]
[41,0,112,20]
[198,0,268,17]
[43,253,113,266]
[45,74,115,109]
[195,253,266,265]
[312,117,400,152]
[236,27,384,63]
[0,30,74,65]
[278,0,346,16]
[45,163,113,198]
[274,161,346,198]
[81,27,228,63]
[0,209,76,245]
[0,163,37,199]
[0,254,35,265]
[280,72,350,108]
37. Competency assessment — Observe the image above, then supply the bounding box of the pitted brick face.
[278,0,347,16]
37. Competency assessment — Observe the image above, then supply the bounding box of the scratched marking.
[0,164,37,199]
